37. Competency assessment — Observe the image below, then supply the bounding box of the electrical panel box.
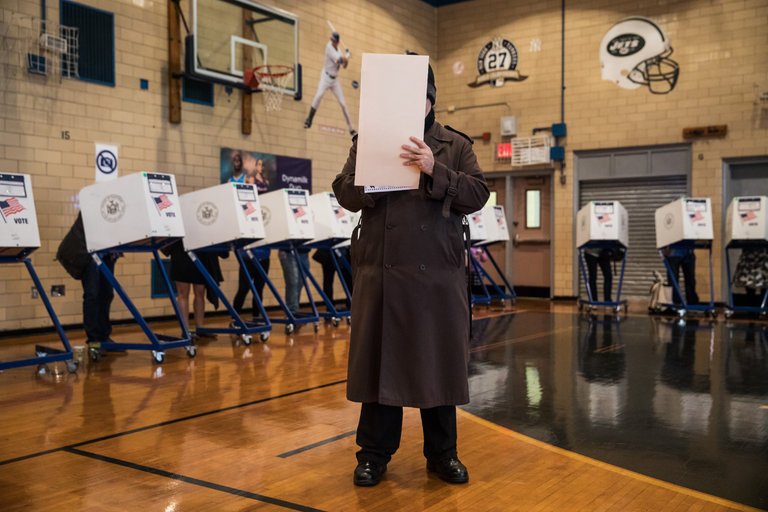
[308,192,354,243]
[180,182,265,251]
[79,172,185,253]
[0,173,41,255]
[251,188,315,247]
[576,201,629,248]
[655,197,713,249]
[725,196,768,246]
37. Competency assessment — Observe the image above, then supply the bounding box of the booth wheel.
[152,351,165,364]
[346,317,352,325]
[677,309,687,318]
[332,317,340,327]
[285,324,295,335]
[185,345,197,358]
[89,347,102,362]
[66,360,79,373]
[241,334,253,346]
[706,309,718,320]
[313,323,320,333]
[259,332,270,343]
[724,309,734,319]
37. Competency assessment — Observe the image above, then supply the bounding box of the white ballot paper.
[355,53,428,191]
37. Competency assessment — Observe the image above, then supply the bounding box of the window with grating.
[182,76,214,106]
[60,0,115,86]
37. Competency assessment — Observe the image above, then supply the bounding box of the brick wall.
[436,0,768,298]
[0,0,436,330]
[2,0,766,332]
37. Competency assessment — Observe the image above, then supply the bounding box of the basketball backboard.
[189,0,299,96]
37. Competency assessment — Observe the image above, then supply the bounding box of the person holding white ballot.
[333,56,489,487]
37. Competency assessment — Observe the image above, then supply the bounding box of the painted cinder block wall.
[435,0,768,298]
[0,0,436,330]
[2,0,766,332]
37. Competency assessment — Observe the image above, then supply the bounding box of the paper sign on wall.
[95,143,119,183]
[354,54,427,190]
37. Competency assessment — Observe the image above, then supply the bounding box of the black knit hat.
[427,64,436,106]
[406,51,436,105]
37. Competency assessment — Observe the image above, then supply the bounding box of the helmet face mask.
[600,17,680,94]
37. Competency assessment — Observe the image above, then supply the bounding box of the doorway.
[723,158,768,305]
[510,175,552,297]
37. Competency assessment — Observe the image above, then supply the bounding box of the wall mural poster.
[599,17,679,94]
[468,37,528,88]
[219,148,312,192]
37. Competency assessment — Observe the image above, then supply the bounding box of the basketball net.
[248,65,293,112]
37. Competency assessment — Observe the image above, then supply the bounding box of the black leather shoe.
[427,457,469,484]
[353,461,386,487]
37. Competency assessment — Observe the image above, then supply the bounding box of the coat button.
[385,264,392,269]
[386,223,394,230]
[419,264,426,271]
[420,224,428,231]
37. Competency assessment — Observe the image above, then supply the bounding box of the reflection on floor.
[0,302,765,510]
[465,311,768,509]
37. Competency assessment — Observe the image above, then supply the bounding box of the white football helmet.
[600,17,679,94]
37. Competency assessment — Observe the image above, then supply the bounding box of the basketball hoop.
[245,64,293,111]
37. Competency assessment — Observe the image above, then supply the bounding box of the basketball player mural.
[304,31,357,136]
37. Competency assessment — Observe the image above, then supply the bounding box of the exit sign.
[496,142,512,160]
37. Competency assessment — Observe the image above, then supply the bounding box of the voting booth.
[301,192,354,326]
[80,172,184,253]
[575,201,629,314]
[576,201,629,249]
[244,188,320,334]
[654,198,713,249]
[308,192,354,244]
[179,183,271,343]
[654,198,717,318]
[723,196,768,317]
[180,182,265,251]
[252,188,316,248]
[79,172,194,363]
[470,205,511,246]
[467,205,515,307]
[0,173,77,373]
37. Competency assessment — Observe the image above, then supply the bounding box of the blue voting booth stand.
[79,172,195,364]
[190,244,272,345]
[0,251,78,373]
[91,243,196,364]
[0,172,77,373]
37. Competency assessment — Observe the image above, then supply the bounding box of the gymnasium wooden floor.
[0,301,765,511]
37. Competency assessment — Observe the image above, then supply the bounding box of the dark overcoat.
[332,121,489,408]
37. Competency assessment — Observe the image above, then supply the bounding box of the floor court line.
[64,447,325,512]
[0,379,348,467]
[277,430,356,458]
[456,409,764,512]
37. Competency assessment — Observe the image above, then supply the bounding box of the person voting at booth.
[584,248,613,302]
[57,213,120,353]
[663,245,699,305]
[165,241,227,339]
[333,55,489,487]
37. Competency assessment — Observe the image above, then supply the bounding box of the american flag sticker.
[242,201,257,217]
[154,194,172,211]
[334,207,345,219]
[689,211,704,222]
[740,210,757,223]
[597,213,611,224]
[292,206,306,218]
[0,197,25,217]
